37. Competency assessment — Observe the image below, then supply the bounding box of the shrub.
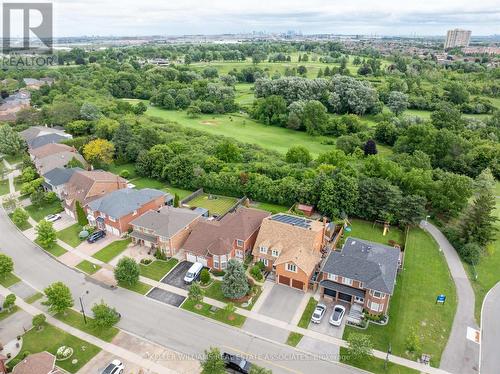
[405,327,421,353]
[211,269,225,277]
[154,249,167,261]
[200,268,210,284]
[250,264,263,281]
[140,258,152,265]
[119,169,130,178]
[32,314,46,330]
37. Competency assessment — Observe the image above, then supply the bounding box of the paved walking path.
[420,221,479,374]
[480,281,500,374]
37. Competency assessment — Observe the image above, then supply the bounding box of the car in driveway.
[87,230,106,243]
[101,359,124,374]
[311,303,327,324]
[44,213,62,223]
[223,352,252,374]
[329,305,346,326]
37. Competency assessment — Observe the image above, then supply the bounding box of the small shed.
[297,203,314,217]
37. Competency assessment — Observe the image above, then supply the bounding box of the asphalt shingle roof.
[43,167,82,187]
[29,133,68,149]
[322,237,400,294]
[130,206,201,238]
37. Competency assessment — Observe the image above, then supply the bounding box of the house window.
[286,263,297,273]
[213,255,219,269]
[236,250,243,258]
[259,246,268,254]
[359,282,364,288]
[370,301,380,311]
[379,303,384,312]
[160,236,167,242]
[109,216,116,222]
[260,258,268,266]
[343,277,353,286]
[354,296,364,304]
[221,260,227,269]
[271,249,279,257]
[236,239,244,247]
[371,290,383,298]
[327,273,338,281]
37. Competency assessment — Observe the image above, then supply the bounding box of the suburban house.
[252,214,326,292]
[20,126,72,149]
[0,90,30,122]
[318,237,401,315]
[42,167,82,198]
[12,351,62,374]
[62,170,127,219]
[130,206,202,256]
[29,143,76,160]
[183,207,270,270]
[34,151,87,175]
[23,77,54,89]
[85,188,167,236]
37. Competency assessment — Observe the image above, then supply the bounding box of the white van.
[184,262,204,284]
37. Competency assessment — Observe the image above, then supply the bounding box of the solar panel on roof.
[271,214,311,228]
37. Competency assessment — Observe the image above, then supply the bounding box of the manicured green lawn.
[139,259,178,281]
[285,332,303,347]
[0,272,21,287]
[343,228,457,366]
[298,297,317,328]
[164,185,193,200]
[35,239,68,257]
[344,219,405,247]
[0,179,9,196]
[0,306,19,321]
[186,193,237,216]
[8,323,100,373]
[92,238,131,263]
[181,298,246,327]
[25,201,64,222]
[340,348,419,374]
[24,292,44,304]
[203,280,262,310]
[118,280,151,295]
[57,223,84,247]
[252,201,289,214]
[127,177,192,199]
[8,212,32,231]
[3,153,23,165]
[55,308,119,342]
[76,260,102,275]
[106,163,137,179]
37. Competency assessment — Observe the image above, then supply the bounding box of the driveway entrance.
[258,284,307,323]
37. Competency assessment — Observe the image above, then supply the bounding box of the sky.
[7,0,500,37]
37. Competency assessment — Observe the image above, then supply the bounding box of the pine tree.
[75,200,88,226]
[221,259,249,299]
[364,139,378,156]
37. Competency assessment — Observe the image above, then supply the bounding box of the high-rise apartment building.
[444,29,472,49]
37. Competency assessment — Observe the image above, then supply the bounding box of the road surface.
[480,282,500,374]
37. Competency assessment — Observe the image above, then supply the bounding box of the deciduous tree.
[36,220,57,249]
[114,257,140,286]
[43,282,73,315]
[83,138,115,166]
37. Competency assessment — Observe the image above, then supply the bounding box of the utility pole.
[79,290,89,324]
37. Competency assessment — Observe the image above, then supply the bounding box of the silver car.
[310,303,327,324]
[329,305,346,326]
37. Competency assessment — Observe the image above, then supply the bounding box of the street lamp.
[79,290,89,324]
[424,215,431,225]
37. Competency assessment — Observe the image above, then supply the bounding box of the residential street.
[421,221,480,374]
[0,206,361,374]
[480,282,500,374]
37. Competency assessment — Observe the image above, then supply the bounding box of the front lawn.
[8,323,100,373]
[343,219,405,247]
[35,239,68,257]
[343,228,457,367]
[203,280,262,310]
[24,292,44,304]
[285,332,303,347]
[0,179,9,196]
[118,280,151,295]
[92,238,131,263]
[0,306,19,321]
[139,259,178,281]
[57,223,83,247]
[340,348,418,374]
[76,260,101,275]
[186,193,237,216]
[181,298,246,327]
[25,201,64,222]
[0,272,21,287]
[8,212,32,231]
[55,308,119,342]
[298,297,317,328]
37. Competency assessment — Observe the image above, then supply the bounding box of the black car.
[87,230,106,243]
[222,352,252,374]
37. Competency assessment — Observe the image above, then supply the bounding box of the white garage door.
[196,257,208,267]
[186,253,197,263]
[105,225,119,236]
[65,208,74,218]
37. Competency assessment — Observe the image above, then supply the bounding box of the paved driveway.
[52,211,75,231]
[8,280,38,300]
[258,284,307,323]
[146,287,186,307]
[0,309,32,342]
[160,261,193,290]
[308,301,350,339]
[76,235,118,257]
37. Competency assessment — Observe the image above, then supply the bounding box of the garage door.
[278,275,290,286]
[105,225,119,236]
[338,292,352,303]
[324,288,337,298]
[65,208,74,219]
[186,253,197,263]
[196,256,208,267]
[291,279,304,290]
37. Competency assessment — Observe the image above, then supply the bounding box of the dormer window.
[271,249,279,257]
[259,246,268,254]
[286,263,297,273]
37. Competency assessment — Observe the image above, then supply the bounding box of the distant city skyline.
[14,0,500,37]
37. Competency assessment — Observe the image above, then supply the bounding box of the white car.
[101,359,124,374]
[329,305,346,326]
[310,303,327,324]
[44,213,62,223]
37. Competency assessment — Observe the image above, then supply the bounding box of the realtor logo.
[2,2,53,53]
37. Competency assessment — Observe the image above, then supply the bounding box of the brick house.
[42,167,82,199]
[129,206,202,256]
[318,237,401,315]
[12,351,60,374]
[183,207,270,270]
[252,214,326,292]
[34,151,87,175]
[85,188,167,236]
[28,143,76,160]
[62,170,127,219]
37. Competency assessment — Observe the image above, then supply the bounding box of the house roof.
[253,214,325,276]
[29,133,69,149]
[29,143,75,159]
[87,188,165,219]
[20,126,70,145]
[321,237,400,295]
[183,207,270,256]
[43,167,82,187]
[12,351,55,374]
[130,206,201,239]
[34,151,87,175]
[319,279,366,299]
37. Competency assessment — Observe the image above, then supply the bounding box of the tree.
[91,300,120,329]
[200,269,210,285]
[215,141,241,163]
[2,194,18,212]
[12,208,29,228]
[80,102,102,120]
[43,282,73,315]
[201,347,225,374]
[32,314,46,330]
[363,139,378,156]
[83,138,115,167]
[3,294,16,312]
[188,282,204,303]
[249,366,272,374]
[67,156,85,169]
[222,259,249,299]
[30,189,45,207]
[21,166,36,183]
[285,145,311,165]
[0,254,14,279]
[0,125,24,155]
[458,242,483,265]
[405,327,421,353]
[114,257,140,286]
[302,100,328,135]
[374,122,398,145]
[133,101,147,115]
[174,193,180,208]
[251,95,288,126]
[346,333,373,361]
[445,82,469,105]
[186,104,201,118]
[36,220,57,249]
[318,172,359,218]
[75,200,88,226]
[387,91,409,116]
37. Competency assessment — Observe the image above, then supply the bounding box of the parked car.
[87,230,106,243]
[310,303,327,324]
[329,305,346,326]
[223,352,252,374]
[101,359,124,374]
[183,262,203,284]
[44,213,61,223]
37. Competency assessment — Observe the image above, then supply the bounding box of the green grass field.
[118,280,151,295]
[8,212,32,231]
[0,272,20,287]
[55,308,119,342]
[57,223,84,247]
[128,176,193,199]
[0,179,9,196]
[35,239,68,257]
[76,260,102,275]
[343,219,405,247]
[139,259,178,281]
[340,347,418,374]
[25,201,64,222]
[24,292,43,304]
[181,298,246,327]
[202,280,262,310]
[92,238,131,263]
[343,227,456,367]
[186,193,237,216]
